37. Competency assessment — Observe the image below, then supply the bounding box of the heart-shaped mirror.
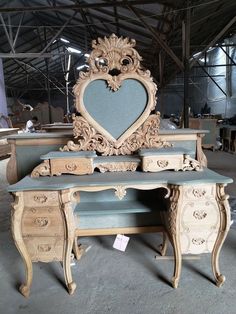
[76,73,156,148]
[83,78,147,140]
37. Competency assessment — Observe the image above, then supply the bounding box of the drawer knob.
[157,160,169,168]
[37,244,52,252]
[34,217,49,227]
[65,163,77,171]
[192,238,205,245]
[193,210,207,220]
[34,194,48,203]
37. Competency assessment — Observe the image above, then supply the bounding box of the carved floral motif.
[96,162,138,173]
[193,210,207,220]
[37,244,52,252]
[65,163,77,172]
[33,194,47,204]
[115,186,127,200]
[34,217,49,227]
[62,113,171,156]
[192,188,207,198]
[192,238,206,245]
[157,160,169,168]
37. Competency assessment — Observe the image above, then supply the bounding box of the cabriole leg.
[11,192,33,297]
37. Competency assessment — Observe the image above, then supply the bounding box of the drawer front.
[22,206,64,237]
[23,191,59,207]
[183,185,215,200]
[180,230,218,254]
[51,158,93,175]
[180,200,220,232]
[23,236,64,262]
[142,155,183,172]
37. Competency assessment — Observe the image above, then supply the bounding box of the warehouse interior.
[0,1,236,314]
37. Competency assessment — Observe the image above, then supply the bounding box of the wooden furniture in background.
[0,128,19,157]
[189,118,217,150]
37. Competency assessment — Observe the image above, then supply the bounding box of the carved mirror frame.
[62,34,170,155]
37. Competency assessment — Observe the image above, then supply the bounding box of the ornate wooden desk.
[7,34,232,297]
[8,169,232,297]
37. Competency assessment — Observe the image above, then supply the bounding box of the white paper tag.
[113,234,130,252]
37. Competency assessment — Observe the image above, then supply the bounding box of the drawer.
[23,236,64,262]
[183,185,215,200]
[180,200,220,232]
[50,158,94,175]
[23,191,59,207]
[142,155,183,172]
[180,230,218,254]
[22,207,64,237]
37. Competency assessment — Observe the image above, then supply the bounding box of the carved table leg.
[60,190,77,295]
[163,185,182,288]
[12,192,33,297]
[211,184,231,287]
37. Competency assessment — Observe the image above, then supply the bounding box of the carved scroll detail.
[61,113,171,156]
[31,160,51,178]
[88,33,142,77]
[183,154,201,171]
[96,162,138,173]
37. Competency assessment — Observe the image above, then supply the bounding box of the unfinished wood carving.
[31,160,50,177]
[96,162,138,173]
[61,34,171,155]
[62,113,171,155]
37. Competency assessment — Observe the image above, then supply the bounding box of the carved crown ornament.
[62,33,171,156]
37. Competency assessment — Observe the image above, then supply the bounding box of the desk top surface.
[7,128,208,140]
[8,169,233,192]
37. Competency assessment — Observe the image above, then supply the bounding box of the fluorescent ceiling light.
[67,47,82,54]
[76,64,89,70]
[60,37,70,43]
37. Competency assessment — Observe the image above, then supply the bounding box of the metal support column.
[183,6,190,128]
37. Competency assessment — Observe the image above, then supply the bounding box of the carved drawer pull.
[192,238,205,245]
[34,194,48,203]
[65,163,77,171]
[34,217,49,227]
[193,210,207,220]
[192,189,206,198]
[37,244,52,252]
[157,160,169,168]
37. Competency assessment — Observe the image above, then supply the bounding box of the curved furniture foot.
[19,283,31,298]
[159,232,168,256]
[215,274,225,287]
[68,281,77,295]
[171,276,179,289]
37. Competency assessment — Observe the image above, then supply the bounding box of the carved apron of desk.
[11,189,76,297]
[163,183,231,288]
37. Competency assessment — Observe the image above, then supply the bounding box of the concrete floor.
[0,152,236,314]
